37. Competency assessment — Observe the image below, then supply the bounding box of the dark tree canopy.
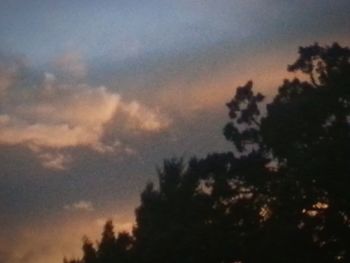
[65,42,350,263]
[82,238,98,263]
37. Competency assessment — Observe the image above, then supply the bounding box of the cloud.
[116,100,170,133]
[64,200,94,212]
[0,54,26,97]
[37,151,72,170]
[0,57,170,169]
[53,51,87,79]
[0,83,118,150]
[0,66,15,96]
[152,49,301,117]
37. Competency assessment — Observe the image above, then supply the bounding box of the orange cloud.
[0,72,170,169]
[119,101,170,132]
[0,84,118,150]
[147,36,350,119]
[154,51,302,117]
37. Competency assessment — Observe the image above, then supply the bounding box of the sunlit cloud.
[153,51,301,118]
[0,1,349,263]
[0,60,170,169]
[0,83,118,149]
[118,101,170,132]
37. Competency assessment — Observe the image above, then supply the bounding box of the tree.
[82,237,98,263]
[262,43,350,262]
[133,158,206,263]
[97,220,118,263]
[65,42,350,263]
[115,232,133,263]
[224,42,350,262]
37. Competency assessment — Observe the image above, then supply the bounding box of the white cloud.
[64,200,94,212]
[37,151,72,170]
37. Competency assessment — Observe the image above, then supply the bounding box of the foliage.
[65,42,350,263]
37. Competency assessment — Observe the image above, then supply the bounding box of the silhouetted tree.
[65,42,350,263]
[97,220,118,263]
[82,237,98,263]
[133,158,205,263]
[264,43,350,262]
[115,232,133,263]
[224,42,350,262]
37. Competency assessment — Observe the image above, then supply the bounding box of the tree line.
[65,42,350,263]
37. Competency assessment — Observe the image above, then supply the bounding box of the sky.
[0,1,350,262]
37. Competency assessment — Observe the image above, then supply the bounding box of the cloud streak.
[64,200,94,212]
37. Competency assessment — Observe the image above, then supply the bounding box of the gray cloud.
[53,51,87,80]
[0,53,27,97]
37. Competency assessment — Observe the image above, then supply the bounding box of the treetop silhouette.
[65,42,350,263]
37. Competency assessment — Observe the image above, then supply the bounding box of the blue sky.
[2,0,348,65]
[0,0,240,64]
